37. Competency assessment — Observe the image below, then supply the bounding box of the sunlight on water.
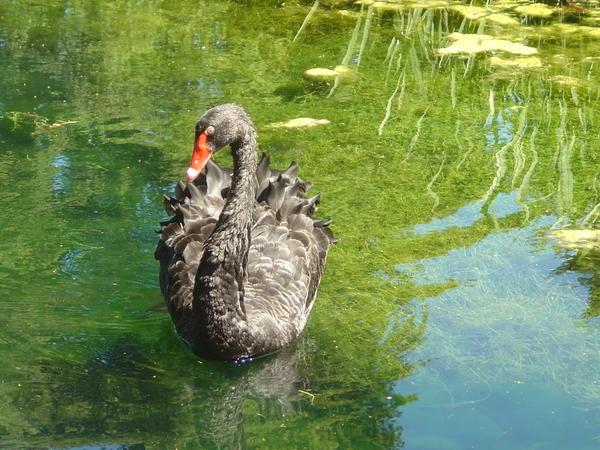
[407,191,522,235]
[0,0,598,448]
[392,216,599,449]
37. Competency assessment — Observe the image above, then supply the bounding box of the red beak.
[186,132,211,182]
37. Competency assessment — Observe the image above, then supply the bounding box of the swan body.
[155,104,334,361]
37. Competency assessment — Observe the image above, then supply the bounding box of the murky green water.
[1,0,599,448]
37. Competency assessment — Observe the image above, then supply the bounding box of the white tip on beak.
[186,167,200,182]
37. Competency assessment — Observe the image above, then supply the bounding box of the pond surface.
[1,0,599,448]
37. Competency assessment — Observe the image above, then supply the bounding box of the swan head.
[187,104,252,182]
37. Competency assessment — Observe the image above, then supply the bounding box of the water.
[0,1,599,448]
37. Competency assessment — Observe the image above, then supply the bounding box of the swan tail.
[313,219,336,253]
[254,159,335,255]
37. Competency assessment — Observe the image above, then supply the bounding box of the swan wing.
[243,208,332,345]
[156,156,334,350]
[155,169,226,330]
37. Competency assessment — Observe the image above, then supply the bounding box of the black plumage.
[155,104,334,361]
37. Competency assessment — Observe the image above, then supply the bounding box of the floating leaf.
[450,5,519,26]
[438,32,538,56]
[266,117,331,129]
[550,230,600,251]
[304,65,357,83]
[515,3,556,18]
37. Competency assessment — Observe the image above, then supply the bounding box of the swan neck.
[191,125,257,357]
[229,133,258,204]
[205,127,258,263]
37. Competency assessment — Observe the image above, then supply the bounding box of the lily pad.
[411,0,454,8]
[438,32,538,56]
[582,10,600,26]
[370,1,405,12]
[337,9,361,19]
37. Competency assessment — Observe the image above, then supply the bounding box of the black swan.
[155,104,334,361]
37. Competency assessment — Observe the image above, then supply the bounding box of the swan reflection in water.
[57,336,317,448]
[25,327,410,448]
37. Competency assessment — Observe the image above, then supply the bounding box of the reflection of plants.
[4,111,40,131]
[0,1,430,447]
[0,111,39,140]
[1,329,420,448]
[555,247,600,319]
[1,111,78,140]
[1,0,600,447]
[395,220,600,405]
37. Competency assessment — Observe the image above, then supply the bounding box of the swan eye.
[205,126,215,136]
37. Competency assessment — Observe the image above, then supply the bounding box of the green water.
[1,0,599,448]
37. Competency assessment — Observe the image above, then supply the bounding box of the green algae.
[267,117,331,128]
[304,64,358,83]
[515,3,556,18]
[450,5,520,26]
[550,75,594,88]
[304,67,340,81]
[0,0,599,449]
[489,55,543,69]
[357,0,456,11]
[438,32,538,56]
[551,229,600,250]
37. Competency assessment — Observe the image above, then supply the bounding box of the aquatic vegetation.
[305,64,358,83]
[514,3,556,19]
[267,117,331,128]
[1,0,599,448]
[550,75,594,88]
[332,63,358,81]
[356,2,374,67]
[378,70,405,135]
[438,32,538,56]
[394,218,600,413]
[517,22,600,41]
[489,55,543,69]
[293,0,320,43]
[551,22,600,38]
[550,229,600,250]
[581,201,600,227]
[450,5,519,26]
[556,134,575,223]
[426,155,446,212]
[304,67,340,81]
[357,0,454,11]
